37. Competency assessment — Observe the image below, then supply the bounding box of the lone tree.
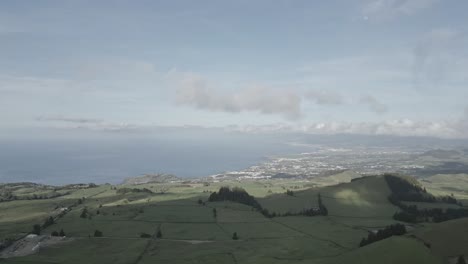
[457,256,467,264]
[59,229,66,237]
[93,230,103,237]
[156,224,163,238]
[140,233,151,238]
[232,232,238,240]
[80,208,88,218]
[156,229,162,238]
[43,216,54,228]
[32,224,41,235]
[318,193,328,216]
[213,208,217,218]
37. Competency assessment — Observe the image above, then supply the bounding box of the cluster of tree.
[385,175,468,223]
[260,194,328,218]
[385,174,460,205]
[62,183,98,189]
[32,224,42,235]
[43,216,55,229]
[318,194,329,216]
[80,208,89,218]
[140,233,152,238]
[156,225,162,238]
[24,192,70,200]
[116,187,153,195]
[0,191,70,202]
[285,190,294,196]
[0,190,17,202]
[0,237,15,251]
[51,229,66,237]
[440,195,459,205]
[457,256,467,264]
[31,216,56,235]
[359,224,406,247]
[393,206,468,223]
[208,187,262,210]
[197,199,206,205]
[384,174,435,202]
[94,230,103,237]
[208,187,329,219]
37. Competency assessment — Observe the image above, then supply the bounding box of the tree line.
[359,223,406,247]
[384,174,468,223]
[208,187,328,218]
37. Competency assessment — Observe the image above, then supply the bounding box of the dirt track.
[0,234,72,258]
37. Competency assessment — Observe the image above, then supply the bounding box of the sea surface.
[0,133,311,185]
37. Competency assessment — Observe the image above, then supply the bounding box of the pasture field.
[412,218,468,257]
[259,175,398,219]
[316,236,444,264]
[422,174,468,200]
[1,175,466,264]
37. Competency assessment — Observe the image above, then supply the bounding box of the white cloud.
[361,0,439,21]
[228,118,467,139]
[175,74,303,119]
[34,104,468,139]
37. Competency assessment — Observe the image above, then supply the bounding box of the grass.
[0,175,463,264]
[0,238,148,264]
[274,216,369,249]
[259,176,399,231]
[316,236,443,264]
[412,218,468,257]
[162,223,228,240]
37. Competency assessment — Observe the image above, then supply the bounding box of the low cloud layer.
[36,116,142,132]
[36,105,468,139]
[230,119,467,139]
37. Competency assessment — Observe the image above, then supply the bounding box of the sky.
[1,0,468,139]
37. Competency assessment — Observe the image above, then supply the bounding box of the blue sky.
[1,0,468,138]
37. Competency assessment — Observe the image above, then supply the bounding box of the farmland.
[0,175,466,264]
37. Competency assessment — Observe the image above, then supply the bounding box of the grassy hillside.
[413,218,468,257]
[259,176,399,228]
[0,175,465,264]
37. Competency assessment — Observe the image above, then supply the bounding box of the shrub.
[94,230,103,237]
[140,233,152,238]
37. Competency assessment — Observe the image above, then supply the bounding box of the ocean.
[0,132,311,185]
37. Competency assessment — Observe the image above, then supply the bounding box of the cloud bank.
[174,74,392,120]
[36,105,468,139]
